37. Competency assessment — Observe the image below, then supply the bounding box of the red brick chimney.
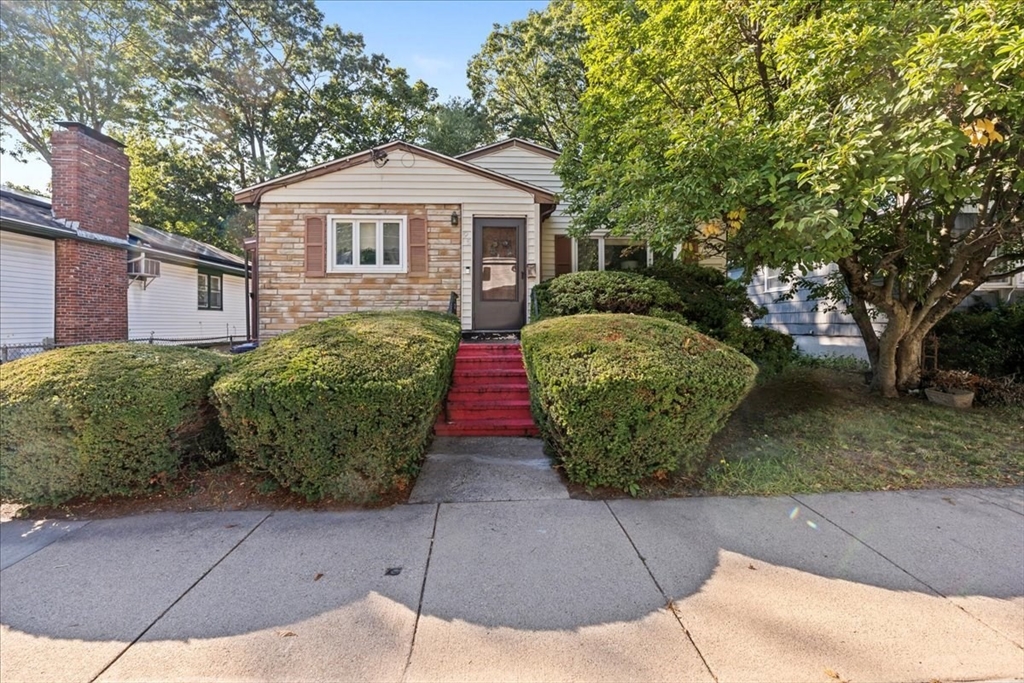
[50,122,130,344]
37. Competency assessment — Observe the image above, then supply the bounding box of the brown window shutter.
[554,235,573,276]
[408,216,428,275]
[305,216,326,277]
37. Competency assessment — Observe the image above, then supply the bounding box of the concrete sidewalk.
[1,487,1022,683]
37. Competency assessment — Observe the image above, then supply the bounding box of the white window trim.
[763,267,788,293]
[571,235,654,272]
[327,214,408,274]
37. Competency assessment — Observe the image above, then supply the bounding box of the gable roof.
[234,140,558,206]
[457,138,560,162]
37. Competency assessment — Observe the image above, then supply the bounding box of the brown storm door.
[473,217,527,330]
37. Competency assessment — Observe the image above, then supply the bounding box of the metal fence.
[0,334,249,363]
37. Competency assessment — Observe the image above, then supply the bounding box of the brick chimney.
[51,122,130,344]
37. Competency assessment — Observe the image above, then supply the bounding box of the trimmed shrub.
[726,326,796,378]
[534,270,683,319]
[0,344,227,505]
[213,311,460,502]
[522,314,758,492]
[932,301,1024,379]
[640,262,765,339]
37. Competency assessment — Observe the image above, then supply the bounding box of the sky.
[0,0,548,194]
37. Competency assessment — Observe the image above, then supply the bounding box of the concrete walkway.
[1,484,1022,681]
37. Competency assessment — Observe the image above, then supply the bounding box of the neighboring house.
[238,137,723,337]
[0,122,248,357]
[741,210,1023,359]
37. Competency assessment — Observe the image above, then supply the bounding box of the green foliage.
[0,344,227,505]
[791,353,870,373]
[932,301,1024,378]
[639,262,765,339]
[570,0,1024,396]
[522,314,758,492]
[535,270,683,319]
[725,326,795,379]
[126,134,241,253]
[212,311,460,502]
[419,97,495,157]
[147,0,436,187]
[468,0,586,149]
[0,0,153,163]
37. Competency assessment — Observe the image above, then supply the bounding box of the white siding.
[261,151,537,205]
[0,230,55,347]
[465,146,574,282]
[128,261,247,341]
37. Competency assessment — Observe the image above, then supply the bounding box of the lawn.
[699,365,1024,496]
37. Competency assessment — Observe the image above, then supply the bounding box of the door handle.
[510,265,517,273]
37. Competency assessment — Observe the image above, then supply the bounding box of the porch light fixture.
[450,211,459,226]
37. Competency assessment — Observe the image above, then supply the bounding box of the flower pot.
[925,387,974,409]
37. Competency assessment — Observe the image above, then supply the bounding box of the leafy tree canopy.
[468,0,586,151]
[567,0,1023,396]
[0,0,436,241]
[419,97,495,157]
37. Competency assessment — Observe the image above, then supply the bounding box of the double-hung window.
[329,215,407,273]
[198,273,223,310]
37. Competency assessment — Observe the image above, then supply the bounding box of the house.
[237,138,723,337]
[0,122,248,359]
[741,209,1023,359]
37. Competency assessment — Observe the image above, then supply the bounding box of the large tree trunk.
[896,330,926,391]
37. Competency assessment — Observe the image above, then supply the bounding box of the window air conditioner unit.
[128,255,161,289]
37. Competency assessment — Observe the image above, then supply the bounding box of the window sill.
[327,267,409,275]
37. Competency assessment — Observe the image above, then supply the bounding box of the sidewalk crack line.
[402,502,440,682]
[88,512,273,682]
[604,501,718,683]
[790,494,1024,651]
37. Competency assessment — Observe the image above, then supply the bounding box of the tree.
[468,0,586,150]
[0,0,152,163]
[149,0,435,187]
[419,97,495,156]
[125,134,240,253]
[568,0,1023,397]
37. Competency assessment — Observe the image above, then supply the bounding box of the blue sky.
[1,0,547,193]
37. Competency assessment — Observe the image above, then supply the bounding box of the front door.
[473,217,526,330]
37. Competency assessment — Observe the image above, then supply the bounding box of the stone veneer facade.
[257,202,461,336]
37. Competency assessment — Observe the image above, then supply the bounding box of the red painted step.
[434,417,539,437]
[435,341,539,437]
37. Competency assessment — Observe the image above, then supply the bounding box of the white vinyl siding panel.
[128,261,246,340]
[0,230,55,346]
[260,152,537,205]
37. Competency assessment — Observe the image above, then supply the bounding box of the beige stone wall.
[257,202,461,336]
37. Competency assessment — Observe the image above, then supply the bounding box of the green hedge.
[522,314,758,492]
[727,326,796,378]
[0,344,227,505]
[933,301,1024,378]
[639,262,765,339]
[213,311,460,502]
[534,270,683,319]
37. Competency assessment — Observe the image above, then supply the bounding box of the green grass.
[698,366,1023,496]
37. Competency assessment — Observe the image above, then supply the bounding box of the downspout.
[244,247,250,341]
